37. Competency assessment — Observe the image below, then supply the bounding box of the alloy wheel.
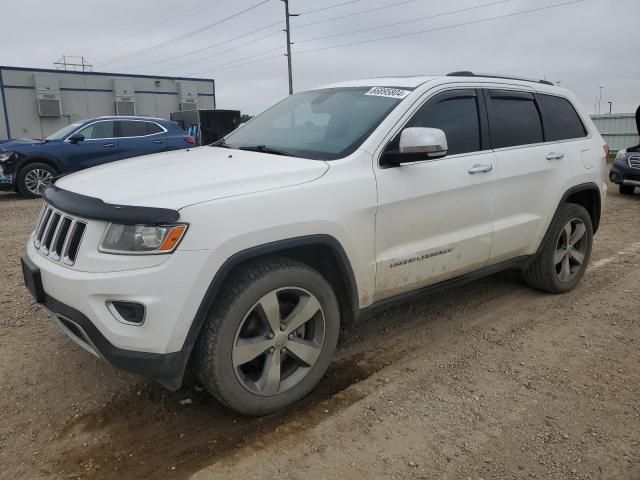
[232,287,325,396]
[554,218,588,282]
[24,168,53,195]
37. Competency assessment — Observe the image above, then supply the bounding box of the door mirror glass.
[68,133,85,144]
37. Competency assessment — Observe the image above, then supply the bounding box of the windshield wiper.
[238,145,293,157]
[211,139,233,149]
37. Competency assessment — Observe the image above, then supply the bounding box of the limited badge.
[365,87,411,99]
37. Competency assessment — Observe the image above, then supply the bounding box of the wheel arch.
[177,234,359,382]
[561,182,602,233]
[15,155,62,177]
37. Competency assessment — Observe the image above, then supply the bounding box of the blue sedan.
[0,116,194,197]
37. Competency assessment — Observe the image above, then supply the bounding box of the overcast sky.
[1,0,638,115]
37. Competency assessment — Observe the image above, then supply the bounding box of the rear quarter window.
[537,94,587,141]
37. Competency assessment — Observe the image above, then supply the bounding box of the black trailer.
[170,109,241,146]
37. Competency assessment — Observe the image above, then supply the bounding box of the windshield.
[44,122,83,140]
[218,87,410,160]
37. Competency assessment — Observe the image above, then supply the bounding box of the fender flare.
[530,182,602,264]
[173,234,359,383]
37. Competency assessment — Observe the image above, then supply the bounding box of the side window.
[118,120,148,138]
[488,91,543,148]
[537,94,587,141]
[146,122,164,135]
[77,121,114,140]
[407,93,481,155]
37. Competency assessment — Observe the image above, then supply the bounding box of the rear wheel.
[619,184,635,195]
[17,163,56,198]
[523,203,593,293]
[195,257,340,416]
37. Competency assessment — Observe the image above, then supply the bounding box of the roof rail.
[446,71,555,86]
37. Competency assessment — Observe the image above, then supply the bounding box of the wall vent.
[34,74,62,117]
[112,79,136,116]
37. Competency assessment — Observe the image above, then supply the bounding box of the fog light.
[107,301,146,325]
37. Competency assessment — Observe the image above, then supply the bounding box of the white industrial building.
[590,113,639,152]
[0,66,215,140]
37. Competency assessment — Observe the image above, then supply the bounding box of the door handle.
[153,140,164,144]
[468,164,493,174]
[103,143,115,148]
[546,152,565,160]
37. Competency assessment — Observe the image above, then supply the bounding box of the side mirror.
[68,133,85,144]
[382,127,448,166]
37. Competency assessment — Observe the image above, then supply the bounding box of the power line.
[94,0,223,60]
[97,0,273,66]
[296,0,586,55]
[186,45,285,76]
[297,0,363,15]
[191,53,284,74]
[162,28,283,74]
[294,0,419,29]
[297,0,514,44]
[128,21,282,71]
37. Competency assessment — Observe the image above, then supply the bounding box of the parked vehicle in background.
[22,73,607,415]
[609,106,640,195]
[0,116,194,197]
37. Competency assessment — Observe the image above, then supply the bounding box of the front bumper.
[609,161,640,186]
[24,242,225,388]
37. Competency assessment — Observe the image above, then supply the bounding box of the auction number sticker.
[365,87,411,99]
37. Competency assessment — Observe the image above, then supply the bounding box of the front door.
[62,120,120,171]
[374,89,497,301]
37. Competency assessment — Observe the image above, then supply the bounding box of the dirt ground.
[0,183,639,480]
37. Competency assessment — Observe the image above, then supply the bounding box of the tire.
[523,203,593,294]
[195,256,340,416]
[619,184,635,195]
[17,162,57,198]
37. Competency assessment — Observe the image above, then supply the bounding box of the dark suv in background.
[0,116,194,197]
[609,106,640,195]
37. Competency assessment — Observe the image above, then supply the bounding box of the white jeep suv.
[22,72,607,415]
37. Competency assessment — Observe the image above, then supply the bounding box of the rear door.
[485,89,572,264]
[61,120,120,171]
[116,120,168,160]
[373,89,497,301]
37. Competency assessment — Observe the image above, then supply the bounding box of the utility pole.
[597,86,604,114]
[282,0,298,95]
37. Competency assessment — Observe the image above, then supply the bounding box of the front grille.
[628,156,640,169]
[33,204,87,265]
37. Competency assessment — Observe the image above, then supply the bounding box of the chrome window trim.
[64,119,168,142]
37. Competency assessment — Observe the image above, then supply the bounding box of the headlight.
[0,151,14,162]
[615,149,627,161]
[99,223,188,254]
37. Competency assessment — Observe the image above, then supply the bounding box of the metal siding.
[0,67,215,140]
[590,114,639,152]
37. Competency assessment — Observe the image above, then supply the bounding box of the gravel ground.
[0,184,639,480]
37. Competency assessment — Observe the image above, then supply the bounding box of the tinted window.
[146,122,164,135]
[538,94,587,141]
[489,93,543,148]
[407,95,480,155]
[77,121,114,139]
[118,121,148,138]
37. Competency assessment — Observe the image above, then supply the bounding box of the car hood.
[54,146,330,210]
[0,138,48,151]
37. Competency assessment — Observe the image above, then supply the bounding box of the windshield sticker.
[365,87,411,99]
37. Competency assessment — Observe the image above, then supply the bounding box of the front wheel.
[17,163,56,198]
[195,257,340,415]
[523,203,593,293]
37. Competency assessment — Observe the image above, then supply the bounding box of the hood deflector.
[43,184,180,225]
